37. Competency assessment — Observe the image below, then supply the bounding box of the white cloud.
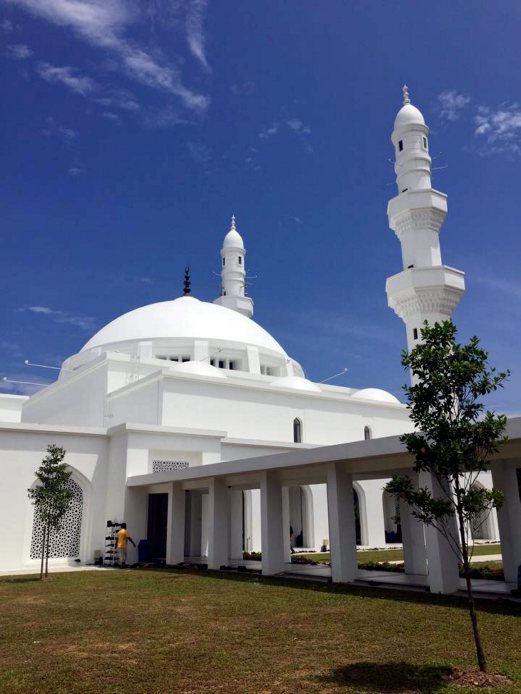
[102,111,119,121]
[285,119,311,134]
[186,140,211,165]
[259,119,311,139]
[95,88,139,111]
[142,106,190,129]
[231,81,256,96]
[36,62,98,95]
[68,166,86,176]
[5,43,32,59]
[259,122,280,139]
[185,0,210,72]
[41,118,78,144]
[437,90,470,121]
[0,18,14,33]
[6,0,209,111]
[20,305,97,331]
[474,104,521,155]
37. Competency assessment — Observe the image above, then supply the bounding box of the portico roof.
[127,415,521,489]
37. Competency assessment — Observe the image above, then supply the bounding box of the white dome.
[353,388,400,404]
[175,361,227,379]
[271,376,321,393]
[81,296,286,355]
[394,103,425,130]
[222,228,244,249]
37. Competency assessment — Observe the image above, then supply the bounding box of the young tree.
[385,321,509,673]
[28,444,74,579]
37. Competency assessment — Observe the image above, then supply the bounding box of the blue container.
[137,539,150,563]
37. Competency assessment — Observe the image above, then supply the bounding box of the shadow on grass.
[0,576,43,584]
[152,567,521,617]
[316,661,452,693]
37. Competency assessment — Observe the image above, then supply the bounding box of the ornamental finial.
[402,84,411,105]
[230,214,236,231]
[183,267,191,296]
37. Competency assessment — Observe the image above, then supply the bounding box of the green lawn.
[296,544,502,565]
[0,569,519,693]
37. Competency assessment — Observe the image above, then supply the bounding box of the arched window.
[30,478,83,559]
[364,425,371,441]
[293,418,302,443]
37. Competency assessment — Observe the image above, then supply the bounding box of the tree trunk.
[45,519,51,578]
[456,506,487,672]
[39,520,46,580]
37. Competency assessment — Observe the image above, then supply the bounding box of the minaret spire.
[183,267,191,296]
[385,89,465,381]
[213,215,254,318]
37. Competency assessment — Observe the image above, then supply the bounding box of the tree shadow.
[316,661,453,693]
[0,576,43,584]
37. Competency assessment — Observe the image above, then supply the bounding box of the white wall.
[0,426,108,571]
[0,394,27,423]
[161,378,412,446]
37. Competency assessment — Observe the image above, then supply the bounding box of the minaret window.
[423,136,427,149]
[293,418,302,443]
[222,258,225,266]
[398,140,403,151]
[364,425,372,440]
[413,328,418,340]
[238,256,242,265]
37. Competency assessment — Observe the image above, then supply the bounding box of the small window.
[407,264,414,269]
[398,140,403,151]
[210,359,215,366]
[218,360,225,369]
[293,418,302,443]
[222,258,226,266]
[364,425,372,441]
[423,136,427,149]
[413,328,418,340]
[238,256,242,265]
[182,357,190,363]
[223,291,226,296]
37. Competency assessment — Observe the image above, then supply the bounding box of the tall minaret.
[213,215,254,318]
[386,86,465,359]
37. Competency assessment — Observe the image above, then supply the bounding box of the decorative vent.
[152,460,189,473]
[30,478,83,559]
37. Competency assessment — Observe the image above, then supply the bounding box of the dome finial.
[230,214,236,231]
[183,267,191,296]
[402,84,411,105]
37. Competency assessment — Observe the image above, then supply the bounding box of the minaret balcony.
[386,265,465,321]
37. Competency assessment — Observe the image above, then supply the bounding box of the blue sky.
[1,1,521,412]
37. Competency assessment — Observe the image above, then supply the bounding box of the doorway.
[147,493,168,559]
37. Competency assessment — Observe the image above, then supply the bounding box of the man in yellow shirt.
[115,523,136,568]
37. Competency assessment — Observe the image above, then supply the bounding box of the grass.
[0,569,520,693]
[296,544,502,565]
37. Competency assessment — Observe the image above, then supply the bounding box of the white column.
[260,471,285,575]
[327,462,357,583]
[491,461,521,584]
[229,489,244,560]
[207,478,229,570]
[358,480,386,547]
[421,472,460,593]
[166,483,186,565]
[400,500,427,575]
[282,486,292,560]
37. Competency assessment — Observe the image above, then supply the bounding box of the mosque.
[1,90,520,594]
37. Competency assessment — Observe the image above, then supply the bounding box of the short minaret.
[213,215,254,318]
[386,86,465,357]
